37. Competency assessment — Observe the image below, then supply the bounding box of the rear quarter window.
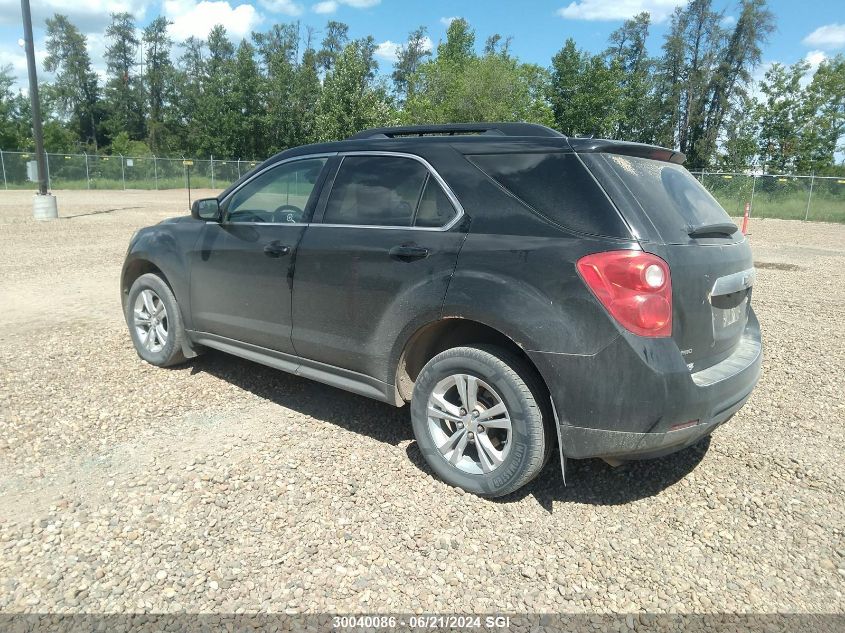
[467,152,630,237]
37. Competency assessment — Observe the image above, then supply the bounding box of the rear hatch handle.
[687,222,738,238]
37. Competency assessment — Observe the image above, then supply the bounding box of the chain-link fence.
[690,171,845,223]
[2,150,844,223]
[0,150,260,192]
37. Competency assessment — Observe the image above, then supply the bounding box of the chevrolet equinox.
[122,123,762,497]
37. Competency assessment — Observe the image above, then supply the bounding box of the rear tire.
[126,273,187,367]
[411,345,551,497]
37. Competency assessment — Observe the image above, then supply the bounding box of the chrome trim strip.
[710,267,756,298]
[213,149,465,232]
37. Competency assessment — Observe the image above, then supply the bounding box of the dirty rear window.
[585,153,736,243]
[467,152,630,237]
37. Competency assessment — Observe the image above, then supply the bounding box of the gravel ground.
[0,190,843,617]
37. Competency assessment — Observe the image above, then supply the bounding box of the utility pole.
[21,0,57,219]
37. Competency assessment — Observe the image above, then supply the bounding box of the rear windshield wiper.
[687,222,738,238]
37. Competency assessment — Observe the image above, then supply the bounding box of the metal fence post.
[804,172,815,221]
[0,149,6,189]
[120,154,126,190]
[236,159,241,179]
[153,155,158,190]
[748,174,756,218]
[84,152,90,189]
[210,154,215,189]
[183,157,187,190]
[45,152,51,190]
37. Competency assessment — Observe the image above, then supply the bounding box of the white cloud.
[259,0,303,15]
[0,0,147,31]
[0,38,47,91]
[803,50,827,74]
[313,0,337,13]
[721,15,736,27]
[374,40,400,62]
[440,16,459,26]
[374,35,432,64]
[311,0,379,14]
[557,0,686,23]
[802,23,845,50]
[164,0,262,41]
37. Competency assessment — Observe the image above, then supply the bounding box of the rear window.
[585,154,736,243]
[467,152,630,237]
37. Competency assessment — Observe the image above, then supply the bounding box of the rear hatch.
[579,151,754,372]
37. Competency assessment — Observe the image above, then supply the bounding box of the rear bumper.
[531,309,762,460]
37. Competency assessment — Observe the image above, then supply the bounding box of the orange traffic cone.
[741,202,750,235]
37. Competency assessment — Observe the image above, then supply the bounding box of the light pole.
[21,0,57,219]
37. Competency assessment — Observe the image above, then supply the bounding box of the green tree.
[606,12,655,142]
[392,26,431,101]
[718,91,760,169]
[43,13,102,149]
[550,39,623,136]
[0,65,19,148]
[253,23,299,152]
[290,34,323,147]
[174,36,207,154]
[437,18,474,66]
[688,0,775,166]
[316,21,349,74]
[143,16,175,153]
[231,40,266,159]
[757,61,806,172]
[103,12,144,141]
[798,55,845,173]
[315,39,397,141]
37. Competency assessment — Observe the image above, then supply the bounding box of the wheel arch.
[121,259,173,311]
[394,317,551,404]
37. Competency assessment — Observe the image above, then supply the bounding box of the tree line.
[0,0,842,173]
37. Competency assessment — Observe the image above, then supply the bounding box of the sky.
[0,0,843,93]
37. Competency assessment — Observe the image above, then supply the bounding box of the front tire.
[126,273,186,367]
[411,345,551,497]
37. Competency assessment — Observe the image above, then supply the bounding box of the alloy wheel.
[133,289,168,353]
[426,374,512,474]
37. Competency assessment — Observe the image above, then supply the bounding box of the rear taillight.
[577,250,672,337]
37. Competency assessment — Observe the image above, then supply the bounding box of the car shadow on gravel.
[501,438,711,512]
[188,351,413,445]
[405,437,710,512]
[189,350,709,511]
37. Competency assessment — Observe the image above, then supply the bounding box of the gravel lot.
[1,190,843,618]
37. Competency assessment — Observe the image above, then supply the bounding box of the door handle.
[389,244,429,262]
[263,241,291,258]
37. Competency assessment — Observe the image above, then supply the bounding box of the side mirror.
[191,198,220,221]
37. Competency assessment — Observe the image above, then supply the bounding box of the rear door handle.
[389,244,429,262]
[263,241,291,258]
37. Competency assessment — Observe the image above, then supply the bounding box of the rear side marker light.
[577,250,673,338]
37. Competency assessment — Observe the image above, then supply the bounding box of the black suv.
[122,123,761,497]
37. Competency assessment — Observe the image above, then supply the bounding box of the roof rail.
[349,123,565,140]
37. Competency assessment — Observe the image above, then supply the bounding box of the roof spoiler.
[567,138,686,164]
[349,123,566,140]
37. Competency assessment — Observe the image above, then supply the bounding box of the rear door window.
[583,153,737,244]
[467,152,630,237]
[323,155,428,227]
